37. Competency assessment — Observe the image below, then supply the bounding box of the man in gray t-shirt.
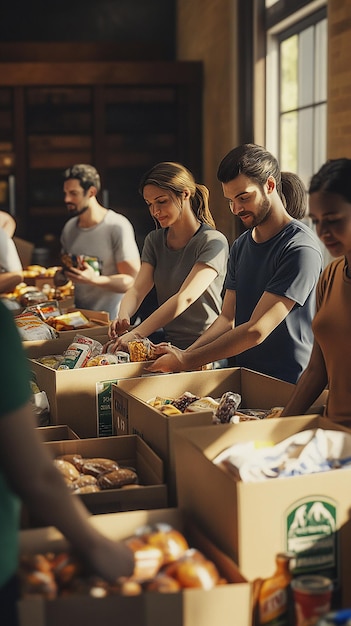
[59,164,140,319]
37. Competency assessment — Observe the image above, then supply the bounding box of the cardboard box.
[14,236,34,267]
[113,367,328,504]
[174,416,351,606]
[24,333,110,360]
[18,508,253,626]
[27,335,154,438]
[23,436,166,526]
[22,308,110,344]
[36,425,80,442]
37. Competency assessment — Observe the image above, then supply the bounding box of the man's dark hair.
[217,143,307,219]
[63,164,101,193]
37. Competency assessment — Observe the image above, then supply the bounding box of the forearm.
[91,273,136,293]
[184,321,263,370]
[133,291,198,339]
[187,314,233,350]
[281,367,328,417]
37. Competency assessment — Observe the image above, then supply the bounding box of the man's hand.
[65,262,98,285]
[146,343,186,373]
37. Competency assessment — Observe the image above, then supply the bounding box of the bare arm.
[109,262,218,350]
[65,257,141,294]
[281,341,328,417]
[148,290,296,373]
[0,405,134,581]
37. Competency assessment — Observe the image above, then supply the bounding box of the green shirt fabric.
[0,301,32,587]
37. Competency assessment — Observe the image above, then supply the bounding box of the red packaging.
[291,575,333,626]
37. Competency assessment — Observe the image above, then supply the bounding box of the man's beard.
[66,205,89,218]
[250,196,271,228]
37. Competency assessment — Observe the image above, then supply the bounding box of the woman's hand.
[108,317,131,339]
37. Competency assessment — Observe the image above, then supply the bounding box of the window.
[278,12,327,185]
[265,1,331,263]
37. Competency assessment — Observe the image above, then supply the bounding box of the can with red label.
[291,575,333,626]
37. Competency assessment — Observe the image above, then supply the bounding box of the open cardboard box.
[26,334,154,438]
[22,435,166,527]
[22,308,110,344]
[36,425,80,442]
[113,367,328,504]
[174,415,351,607]
[18,508,253,626]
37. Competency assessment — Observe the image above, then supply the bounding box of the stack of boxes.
[21,320,351,625]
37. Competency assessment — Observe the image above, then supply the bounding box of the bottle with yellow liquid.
[258,552,295,626]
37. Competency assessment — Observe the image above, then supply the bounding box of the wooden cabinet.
[0,61,203,261]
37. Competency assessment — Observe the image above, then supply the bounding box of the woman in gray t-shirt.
[108,161,229,350]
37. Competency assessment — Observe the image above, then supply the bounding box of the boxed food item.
[22,435,166,526]
[174,415,351,606]
[27,335,154,438]
[18,508,253,626]
[112,367,328,504]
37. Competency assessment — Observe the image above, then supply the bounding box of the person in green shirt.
[0,301,134,625]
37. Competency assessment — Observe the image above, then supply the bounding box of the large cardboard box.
[174,416,351,606]
[27,336,153,438]
[18,508,253,626]
[23,436,166,526]
[113,367,328,504]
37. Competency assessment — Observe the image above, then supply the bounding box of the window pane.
[298,107,313,186]
[280,36,298,112]
[298,26,314,107]
[314,103,327,172]
[280,111,297,172]
[315,19,327,101]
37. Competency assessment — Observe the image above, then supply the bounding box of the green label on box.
[96,379,117,437]
[286,497,338,583]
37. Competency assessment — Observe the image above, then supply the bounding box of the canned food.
[291,575,333,626]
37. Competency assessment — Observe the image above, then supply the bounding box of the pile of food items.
[20,522,227,599]
[15,299,104,341]
[3,265,73,309]
[32,336,158,370]
[106,337,157,362]
[32,334,131,369]
[53,454,140,494]
[148,391,283,423]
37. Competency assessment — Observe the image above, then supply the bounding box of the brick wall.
[177,0,239,243]
[328,0,351,158]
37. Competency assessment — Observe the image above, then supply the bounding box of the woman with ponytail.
[108,161,229,350]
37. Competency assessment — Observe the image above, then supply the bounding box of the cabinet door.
[25,86,93,246]
[0,88,15,215]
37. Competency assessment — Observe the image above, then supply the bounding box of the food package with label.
[57,335,103,370]
[15,311,59,340]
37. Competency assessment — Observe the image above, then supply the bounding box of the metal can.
[291,575,333,626]
[316,609,351,625]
